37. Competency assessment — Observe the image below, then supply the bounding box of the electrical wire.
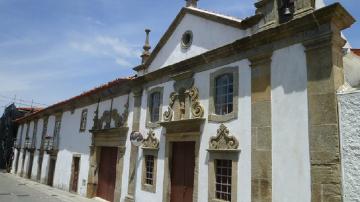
[0,94,48,106]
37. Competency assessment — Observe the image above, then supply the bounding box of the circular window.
[181,30,193,49]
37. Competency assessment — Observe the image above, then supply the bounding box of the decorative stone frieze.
[142,130,159,150]
[209,124,239,151]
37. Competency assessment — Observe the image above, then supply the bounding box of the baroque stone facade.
[10,1,358,202]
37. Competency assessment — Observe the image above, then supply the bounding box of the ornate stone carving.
[163,74,204,122]
[189,86,204,118]
[163,92,176,121]
[92,98,129,130]
[209,124,239,150]
[142,130,159,149]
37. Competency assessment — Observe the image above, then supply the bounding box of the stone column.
[304,33,345,202]
[114,146,126,202]
[86,145,98,198]
[125,87,143,202]
[249,53,273,202]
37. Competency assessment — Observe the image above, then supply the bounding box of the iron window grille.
[215,159,232,201]
[145,155,155,185]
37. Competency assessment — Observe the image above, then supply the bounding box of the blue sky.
[0,0,359,114]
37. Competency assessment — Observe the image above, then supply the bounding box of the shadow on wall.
[271,44,308,94]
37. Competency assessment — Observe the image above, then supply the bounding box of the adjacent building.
[0,104,40,172]
[11,0,359,202]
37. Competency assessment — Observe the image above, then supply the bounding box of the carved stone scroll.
[189,86,204,118]
[209,124,239,150]
[142,130,159,149]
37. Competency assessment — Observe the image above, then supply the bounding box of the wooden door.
[170,142,195,202]
[71,157,80,192]
[27,152,34,179]
[47,158,56,186]
[97,147,117,202]
[36,153,43,181]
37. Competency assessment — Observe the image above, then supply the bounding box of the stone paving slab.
[0,171,98,202]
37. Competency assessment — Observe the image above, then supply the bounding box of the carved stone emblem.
[209,124,239,150]
[163,76,204,122]
[142,130,159,149]
[92,98,129,130]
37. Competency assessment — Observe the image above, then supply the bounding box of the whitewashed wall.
[41,153,49,184]
[30,119,44,180]
[338,91,360,202]
[147,13,247,73]
[344,51,360,88]
[119,93,135,201]
[50,94,131,196]
[133,60,252,202]
[271,44,311,202]
[132,43,313,202]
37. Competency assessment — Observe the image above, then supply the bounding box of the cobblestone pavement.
[0,171,97,202]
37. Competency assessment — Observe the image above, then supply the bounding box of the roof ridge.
[188,6,243,22]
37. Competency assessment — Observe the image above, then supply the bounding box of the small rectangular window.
[215,159,232,201]
[150,92,161,123]
[80,109,88,131]
[54,116,62,137]
[215,74,234,115]
[145,155,155,185]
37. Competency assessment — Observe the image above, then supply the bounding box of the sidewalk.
[0,172,98,202]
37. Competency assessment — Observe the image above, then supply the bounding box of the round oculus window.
[181,31,193,49]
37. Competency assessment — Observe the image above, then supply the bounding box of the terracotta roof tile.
[15,76,134,122]
[17,107,43,112]
[351,49,360,57]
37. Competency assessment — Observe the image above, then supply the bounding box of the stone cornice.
[159,118,205,133]
[135,3,354,84]
[89,126,129,135]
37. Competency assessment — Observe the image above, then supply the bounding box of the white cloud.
[70,35,140,66]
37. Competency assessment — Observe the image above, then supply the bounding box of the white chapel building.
[11,0,360,202]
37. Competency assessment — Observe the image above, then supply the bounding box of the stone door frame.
[69,154,81,193]
[87,127,128,202]
[162,132,200,202]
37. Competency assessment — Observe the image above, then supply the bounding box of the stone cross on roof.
[186,0,198,7]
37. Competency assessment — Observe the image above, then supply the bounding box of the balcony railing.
[43,136,55,152]
[24,138,36,150]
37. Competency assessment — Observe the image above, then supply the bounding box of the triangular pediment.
[135,7,250,73]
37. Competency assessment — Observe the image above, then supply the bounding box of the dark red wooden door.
[97,147,117,202]
[71,157,80,192]
[27,152,34,179]
[170,142,195,202]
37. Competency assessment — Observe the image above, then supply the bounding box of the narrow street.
[0,171,95,202]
